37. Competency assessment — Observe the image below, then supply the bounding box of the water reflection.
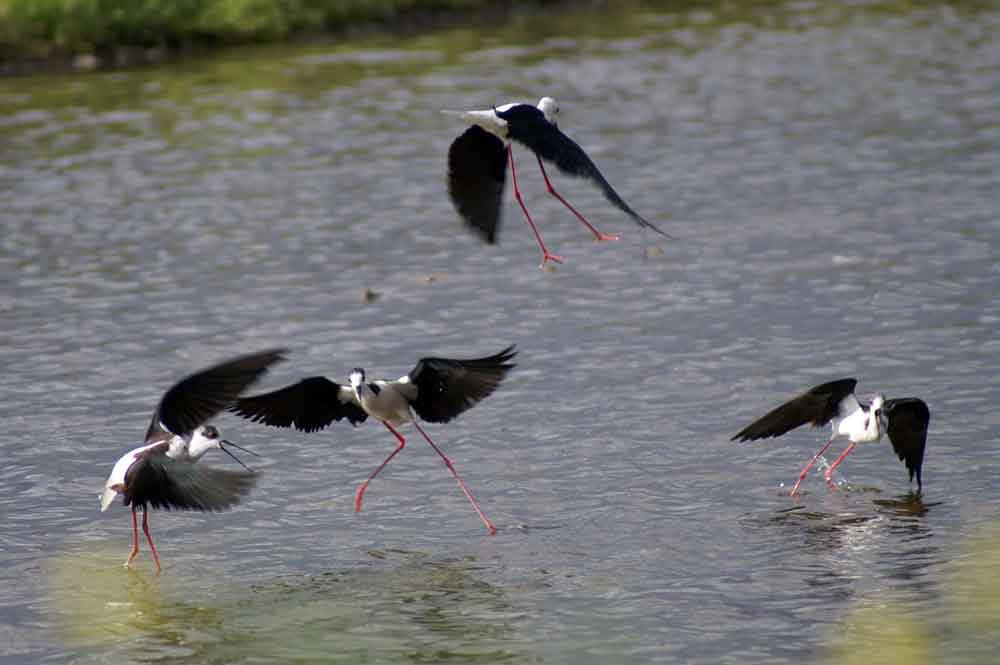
[758,491,944,604]
[50,547,531,663]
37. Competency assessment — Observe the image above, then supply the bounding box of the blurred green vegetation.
[0,0,500,63]
[2,0,994,69]
[824,525,1000,664]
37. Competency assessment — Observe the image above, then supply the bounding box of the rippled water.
[2,1,1000,663]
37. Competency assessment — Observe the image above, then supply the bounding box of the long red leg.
[789,437,836,497]
[535,156,619,241]
[125,507,140,566]
[509,147,564,267]
[411,420,497,535]
[823,442,856,487]
[354,421,406,512]
[141,510,162,574]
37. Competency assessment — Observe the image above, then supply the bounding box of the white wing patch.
[100,442,158,511]
[338,384,360,406]
[837,393,861,419]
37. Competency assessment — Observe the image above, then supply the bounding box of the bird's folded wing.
[731,378,858,441]
[126,450,257,512]
[448,126,507,244]
[146,348,287,442]
[231,376,368,431]
[884,398,930,485]
[407,346,517,423]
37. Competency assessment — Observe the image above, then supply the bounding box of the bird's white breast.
[100,441,159,511]
[358,381,414,426]
[836,404,880,443]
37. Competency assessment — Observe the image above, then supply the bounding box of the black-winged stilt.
[231,346,517,534]
[446,97,669,267]
[100,349,286,572]
[731,378,929,496]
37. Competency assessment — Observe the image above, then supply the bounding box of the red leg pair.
[125,506,162,573]
[355,421,497,535]
[507,147,617,268]
[789,439,856,496]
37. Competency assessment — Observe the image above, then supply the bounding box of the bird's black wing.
[731,378,859,442]
[499,104,667,237]
[883,398,930,489]
[407,345,517,423]
[231,377,368,432]
[146,349,288,442]
[447,126,507,244]
[125,448,257,512]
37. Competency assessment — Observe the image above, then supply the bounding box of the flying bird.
[100,349,287,572]
[446,97,669,267]
[731,378,929,496]
[231,346,517,534]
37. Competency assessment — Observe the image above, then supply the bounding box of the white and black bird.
[446,97,669,267]
[100,349,286,572]
[732,378,930,496]
[231,346,517,534]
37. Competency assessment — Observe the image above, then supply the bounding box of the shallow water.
[2,1,1000,663]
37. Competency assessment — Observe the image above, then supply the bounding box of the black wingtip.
[634,214,675,240]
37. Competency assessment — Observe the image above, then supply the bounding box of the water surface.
[2,1,1000,663]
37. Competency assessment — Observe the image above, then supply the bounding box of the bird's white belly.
[360,388,412,426]
[836,409,880,443]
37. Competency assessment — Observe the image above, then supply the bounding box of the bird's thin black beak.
[219,439,257,472]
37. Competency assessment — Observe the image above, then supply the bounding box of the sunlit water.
[2,1,1000,663]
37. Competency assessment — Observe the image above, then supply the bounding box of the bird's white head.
[870,393,887,435]
[349,368,366,399]
[349,368,366,388]
[189,424,258,471]
[188,424,223,460]
[537,97,560,123]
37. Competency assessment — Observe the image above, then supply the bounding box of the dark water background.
[2,1,999,662]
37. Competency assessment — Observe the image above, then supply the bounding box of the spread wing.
[125,448,257,511]
[501,105,667,237]
[447,126,507,244]
[146,349,287,441]
[407,345,517,423]
[732,378,859,441]
[884,398,930,489]
[231,377,368,432]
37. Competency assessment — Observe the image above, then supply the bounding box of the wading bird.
[231,346,517,534]
[731,378,929,496]
[446,97,668,267]
[100,349,286,572]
